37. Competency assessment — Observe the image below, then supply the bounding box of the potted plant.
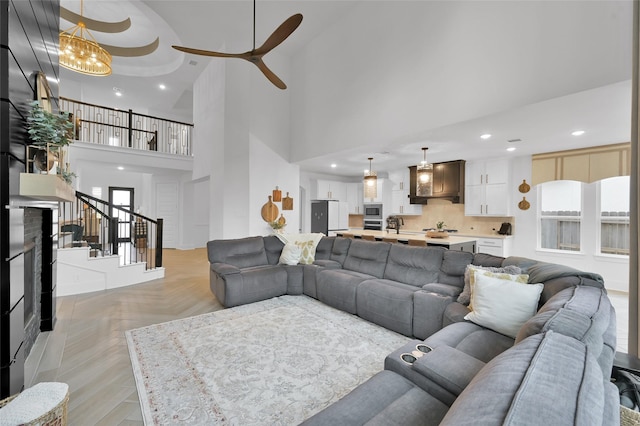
[26,100,73,175]
[426,221,449,238]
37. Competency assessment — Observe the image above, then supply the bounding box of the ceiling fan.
[172,0,302,90]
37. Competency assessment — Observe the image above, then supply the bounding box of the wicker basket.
[0,387,69,426]
[621,405,640,426]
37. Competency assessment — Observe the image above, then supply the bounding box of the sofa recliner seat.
[316,240,391,314]
[305,331,619,426]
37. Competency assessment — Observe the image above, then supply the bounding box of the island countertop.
[335,229,478,246]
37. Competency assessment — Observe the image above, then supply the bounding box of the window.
[539,180,582,252]
[599,176,630,256]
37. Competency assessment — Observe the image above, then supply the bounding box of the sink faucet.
[388,216,404,234]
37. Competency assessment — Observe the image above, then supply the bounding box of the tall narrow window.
[599,176,630,256]
[539,180,582,252]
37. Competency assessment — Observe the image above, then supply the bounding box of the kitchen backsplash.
[349,199,514,235]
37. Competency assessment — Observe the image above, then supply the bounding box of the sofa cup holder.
[400,344,433,364]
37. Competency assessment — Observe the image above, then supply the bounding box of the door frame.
[109,186,134,243]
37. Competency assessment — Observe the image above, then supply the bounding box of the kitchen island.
[335,229,477,253]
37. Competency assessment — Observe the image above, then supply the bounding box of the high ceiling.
[59,0,633,178]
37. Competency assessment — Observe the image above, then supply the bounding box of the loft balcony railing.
[59,191,163,270]
[60,97,193,156]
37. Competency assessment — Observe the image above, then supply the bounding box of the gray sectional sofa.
[207,235,619,425]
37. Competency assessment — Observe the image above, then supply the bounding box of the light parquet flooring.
[27,248,222,425]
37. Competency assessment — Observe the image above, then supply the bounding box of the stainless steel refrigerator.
[311,200,349,235]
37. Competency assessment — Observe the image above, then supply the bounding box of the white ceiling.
[59,0,633,178]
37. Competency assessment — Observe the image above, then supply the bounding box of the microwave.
[364,203,383,220]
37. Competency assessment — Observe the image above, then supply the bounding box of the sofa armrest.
[413,290,456,339]
[411,346,486,396]
[211,262,241,276]
[422,283,462,297]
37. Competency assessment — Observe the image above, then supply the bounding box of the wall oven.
[363,220,383,231]
[363,203,383,220]
[363,203,383,230]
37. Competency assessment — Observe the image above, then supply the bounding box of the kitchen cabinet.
[346,182,364,214]
[316,179,347,201]
[388,169,409,191]
[475,237,512,257]
[464,159,511,216]
[409,160,465,204]
[389,168,422,215]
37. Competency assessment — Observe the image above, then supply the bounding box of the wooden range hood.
[409,160,465,204]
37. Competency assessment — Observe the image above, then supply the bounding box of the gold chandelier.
[59,0,112,76]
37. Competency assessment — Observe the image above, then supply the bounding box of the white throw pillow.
[279,243,302,265]
[464,273,543,339]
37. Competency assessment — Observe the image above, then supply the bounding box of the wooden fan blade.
[253,14,303,56]
[252,59,286,89]
[172,45,249,59]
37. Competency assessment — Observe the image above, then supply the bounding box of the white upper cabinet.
[465,159,511,216]
[389,168,422,215]
[388,169,409,192]
[346,182,364,214]
[466,160,509,186]
[316,180,347,201]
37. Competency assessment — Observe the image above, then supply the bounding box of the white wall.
[193,48,296,240]
[510,155,629,293]
[290,1,631,163]
[249,138,300,236]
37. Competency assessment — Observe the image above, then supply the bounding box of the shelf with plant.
[26,100,76,184]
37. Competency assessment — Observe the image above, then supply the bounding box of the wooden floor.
[27,248,222,425]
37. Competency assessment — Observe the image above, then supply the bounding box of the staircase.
[57,191,165,296]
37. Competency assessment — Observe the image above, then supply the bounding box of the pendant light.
[363,157,378,200]
[59,0,112,76]
[416,147,433,197]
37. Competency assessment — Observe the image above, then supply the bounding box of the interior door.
[109,187,134,243]
[156,182,178,248]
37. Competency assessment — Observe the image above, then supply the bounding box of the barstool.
[341,233,355,239]
[382,237,398,243]
[361,234,376,241]
[408,239,427,247]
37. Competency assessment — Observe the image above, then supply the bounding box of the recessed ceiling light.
[480,133,492,140]
[159,84,166,90]
[506,147,516,152]
[571,130,585,136]
[330,163,337,168]
[117,166,124,170]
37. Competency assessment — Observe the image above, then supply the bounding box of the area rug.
[126,295,409,425]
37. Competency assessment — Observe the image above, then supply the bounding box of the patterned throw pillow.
[468,269,529,311]
[295,240,317,265]
[279,242,302,265]
[457,264,523,306]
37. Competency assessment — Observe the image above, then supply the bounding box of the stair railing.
[59,191,163,270]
